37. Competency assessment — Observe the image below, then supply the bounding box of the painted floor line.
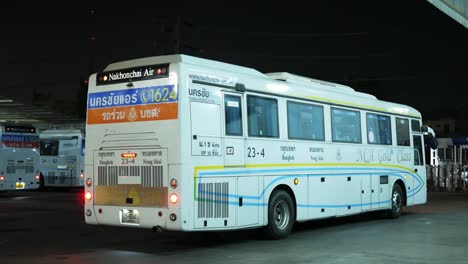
[11,197,31,200]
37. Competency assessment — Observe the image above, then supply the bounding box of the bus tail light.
[170,193,178,204]
[86,178,92,187]
[35,175,40,180]
[0,176,4,181]
[85,191,92,201]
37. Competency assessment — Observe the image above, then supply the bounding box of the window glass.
[40,140,59,156]
[247,95,279,138]
[413,135,424,165]
[396,118,410,146]
[224,95,243,136]
[411,120,421,132]
[81,139,86,156]
[331,108,361,143]
[366,113,392,145]
[287,101,324,141]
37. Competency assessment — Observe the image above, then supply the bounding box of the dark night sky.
[1,1,467,120]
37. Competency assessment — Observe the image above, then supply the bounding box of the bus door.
[222,92,245,167]
[222,92,260,227]
[411,120,425,205]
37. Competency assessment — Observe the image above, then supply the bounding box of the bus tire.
[263,190,295,240]
[386,183,403,219]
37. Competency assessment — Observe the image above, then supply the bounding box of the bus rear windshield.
[40,140,59,156]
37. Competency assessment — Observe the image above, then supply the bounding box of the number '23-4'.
[247,147,265,158]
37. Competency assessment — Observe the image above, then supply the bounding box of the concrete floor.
[1,190,468,264]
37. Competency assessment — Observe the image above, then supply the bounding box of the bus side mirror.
[421,125,428,133]
[430,136,438,150]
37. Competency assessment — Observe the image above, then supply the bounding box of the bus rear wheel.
[263,190,295,240]
[386,184,403,219]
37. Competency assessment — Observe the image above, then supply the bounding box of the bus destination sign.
[96,64,169,86]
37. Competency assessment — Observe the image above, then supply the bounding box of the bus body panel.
[84,54,427,234]
[84,64,184,230]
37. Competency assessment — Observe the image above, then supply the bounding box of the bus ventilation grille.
[6,165,34,174]
[97,165,164,187]
[197,182,229,218]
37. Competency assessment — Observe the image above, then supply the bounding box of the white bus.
[39,129,85,188]
[84,54,435,239]
[0,123,40,192]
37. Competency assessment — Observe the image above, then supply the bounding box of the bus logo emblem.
[128,107,138,121]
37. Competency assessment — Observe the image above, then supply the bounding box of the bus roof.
[100,54,421,119]
[104,54,264,77]
[40,129,83,137]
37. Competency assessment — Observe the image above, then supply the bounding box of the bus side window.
[411,120,421,132]
[224,95,243,136]
[247,95,279,138]
[331,108,361,143]
[396,118,410,146]
[287,101,324,141]
[366,113,392,145]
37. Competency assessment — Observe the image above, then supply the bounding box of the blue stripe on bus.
[196,166,423,206]
[197,200,392,208]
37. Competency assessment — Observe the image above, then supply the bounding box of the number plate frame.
[15,182,25,189]
[121,209,140,224]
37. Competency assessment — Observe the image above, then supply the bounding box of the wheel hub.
[274,201,290,230]
[392,191,402,212]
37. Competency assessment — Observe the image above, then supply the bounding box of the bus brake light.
[121,152,137,158]
[0,176,4,181]
[85,191,92,201]
[35,175,40,180]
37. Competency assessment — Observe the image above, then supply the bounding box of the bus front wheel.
[386,183,403,219]
[263,190,295,240]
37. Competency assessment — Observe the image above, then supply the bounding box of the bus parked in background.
[84,54,435,239]
[39,129,85,188]
[0,123,40,191]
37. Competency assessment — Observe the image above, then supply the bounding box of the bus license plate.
[15,182,25,189]
[121,209,139,224]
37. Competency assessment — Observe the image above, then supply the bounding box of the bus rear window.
[40,140,59,156]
